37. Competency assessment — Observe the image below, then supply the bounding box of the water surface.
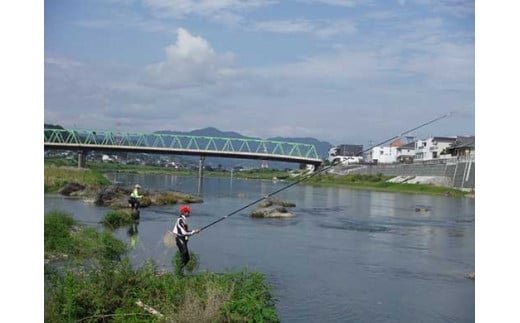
[45,173,475,322]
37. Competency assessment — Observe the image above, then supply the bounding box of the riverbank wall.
[334,158,475,190]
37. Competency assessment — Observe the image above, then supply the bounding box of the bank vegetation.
[45,211,279,322]
[45,158,470,198]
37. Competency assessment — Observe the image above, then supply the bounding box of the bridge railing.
[44,128,320,160]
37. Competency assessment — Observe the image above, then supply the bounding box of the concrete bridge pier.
[197,156,205,195]
[78,150,87,168]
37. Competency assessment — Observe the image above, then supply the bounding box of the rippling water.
[45,173,475,322]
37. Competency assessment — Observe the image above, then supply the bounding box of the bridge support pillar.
[197,156,205,195]
[78,150,87,168]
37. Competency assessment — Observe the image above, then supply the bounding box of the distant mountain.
[190,127,254,139]
[156,127,255,139]
[267,136,333,160]
[44,123,65,130]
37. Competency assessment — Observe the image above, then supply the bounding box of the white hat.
[135,184,141,188]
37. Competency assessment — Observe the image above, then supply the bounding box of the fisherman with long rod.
[169,205,200,270]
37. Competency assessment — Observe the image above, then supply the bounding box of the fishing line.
[199,113,451,232]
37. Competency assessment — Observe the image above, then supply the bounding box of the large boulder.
[94,186,129,206]
[258,198,296,208]
[148,191,203,205]
[251,206,295,218]
[94,186,203,208]
[251,198,296,218]
[58,182,86,196]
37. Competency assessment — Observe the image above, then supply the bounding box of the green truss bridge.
[44,128,323,168]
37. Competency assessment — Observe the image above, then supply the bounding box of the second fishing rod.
[199,112,451,232]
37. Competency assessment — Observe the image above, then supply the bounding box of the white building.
[396,142,416,163]
[370,146,398,164]
[414,137,456,161]
[367,140,416,164]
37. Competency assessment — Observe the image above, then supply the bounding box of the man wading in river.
[129,184,143,211]
[171,205,200,270]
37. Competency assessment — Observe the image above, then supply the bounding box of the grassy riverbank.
[304,173,469,197]
[44,158,471,197]
[44,161,110,193]
[88,160,293,181]
[45,211,279,322]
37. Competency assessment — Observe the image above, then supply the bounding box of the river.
[44,173,475,323]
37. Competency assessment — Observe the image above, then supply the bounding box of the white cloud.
[143,28,236,89]
[315,20,357,38]
[45,56,83,69]
[255,20,315,34]
[403,42,474,89]
[254,19,357,38]
[143,0,271,18]
[411,0,475,17]
[256,49,391,82]
[297,0,361,7]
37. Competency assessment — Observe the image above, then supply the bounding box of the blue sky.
[44,0,475,146]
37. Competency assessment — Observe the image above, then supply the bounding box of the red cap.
[179,205,191,214]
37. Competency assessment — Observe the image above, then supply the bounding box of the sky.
[43,0,475,146]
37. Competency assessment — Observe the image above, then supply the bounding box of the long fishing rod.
[199,112,451,232]
[357,112,451,155]
[199,167,327,231]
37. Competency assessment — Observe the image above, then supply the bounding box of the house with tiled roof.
[446,136,475,158]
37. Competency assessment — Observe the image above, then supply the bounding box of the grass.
[173,251,200,278]
[45,262,279,322]
[304,173,468,197]
[101,210,138,229]
[88,161,197,176]
[44,211,280,322]
[44,163,110,193]
[44,211,127,262]
[230,168,293,180]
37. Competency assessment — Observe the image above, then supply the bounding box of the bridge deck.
[44,128,323,166]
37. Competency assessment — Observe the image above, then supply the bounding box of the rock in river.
[250,198,296,218]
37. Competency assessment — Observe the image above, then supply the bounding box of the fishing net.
[163,231,175,249]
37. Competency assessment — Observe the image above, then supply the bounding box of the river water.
[44,173,475,323]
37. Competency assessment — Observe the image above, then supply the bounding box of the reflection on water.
[127,221,139,250]
[45,173,475,323]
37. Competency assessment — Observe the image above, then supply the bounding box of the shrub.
[45,260,279,322]
[102,210,136,228]
[222,271,280,322]
[173,251,199,277]
[44,211,76,255]
[45,210,127,262]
